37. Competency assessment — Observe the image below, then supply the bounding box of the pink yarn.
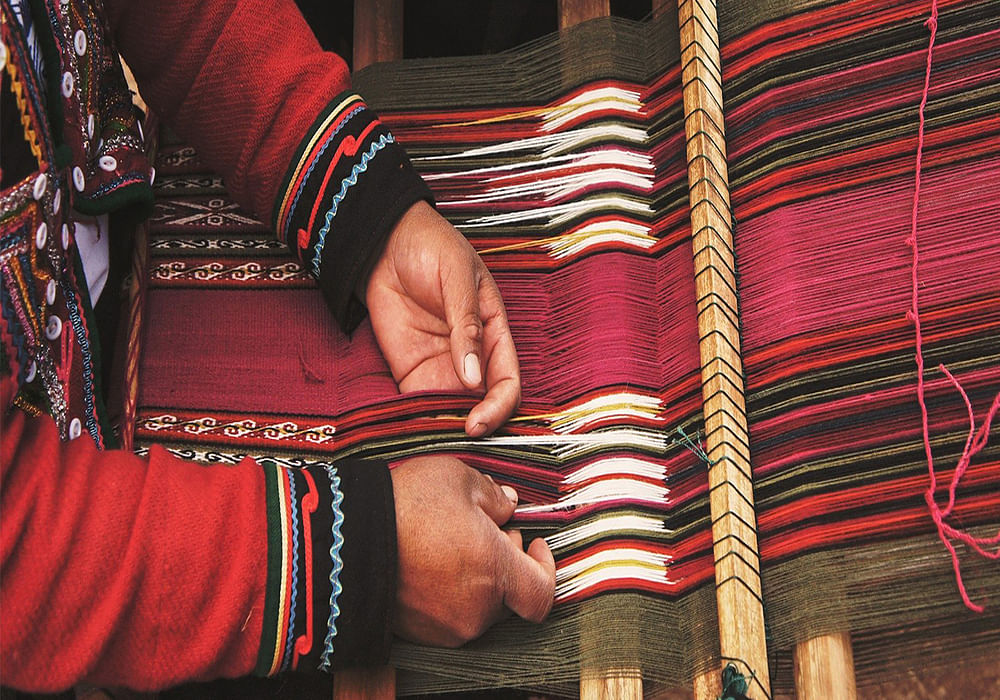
[910,0,1000,614]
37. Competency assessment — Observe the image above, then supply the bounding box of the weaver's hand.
[391,456,556,647]
[365,201,521,437]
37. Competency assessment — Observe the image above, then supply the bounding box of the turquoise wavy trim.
[310,133,395,277]
[283,105,365,239]
[318,466,344,671]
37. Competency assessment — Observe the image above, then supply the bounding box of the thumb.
[502,537,556,623]
[441,260,485,391]
[477,478,519,527]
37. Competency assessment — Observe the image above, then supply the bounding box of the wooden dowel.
[557,0,611,30]
[676,0,772,696]
[353,0,404,70]
[651,0,672,19]
[692,667,722,700]
[794,631,858,700]
[333,665,396,700]
[580,669,643,700]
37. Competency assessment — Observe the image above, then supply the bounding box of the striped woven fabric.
[127,0,999,695]
[721,0,1000,685]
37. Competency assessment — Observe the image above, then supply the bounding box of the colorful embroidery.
[274,94,366,239]
[3,0,152,448]
[60,266,101,446]
[139,414,337,444]
[310,133,395,276]
[150,260,310,285]
[281,472,300,672]
[257,462,338,676]
[318,465,344,672]
[281,104,365,239]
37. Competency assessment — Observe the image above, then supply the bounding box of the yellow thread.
[13,394,44,417]
[10,259,43,338]
[276,94,364,230]
[269,467,291,675]
[429,95,639,128]
[479,227,656,255]
[6,58,44,162]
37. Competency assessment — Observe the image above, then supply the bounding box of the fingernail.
[464,352,482,386]
[501,485,518,504]
[469,422,488,437]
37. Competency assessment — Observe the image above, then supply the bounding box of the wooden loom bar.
[676,0,772,698]
[794,631,858,700]
[352,0,403,71]
[557,0,611,30]
[333,665,397,700]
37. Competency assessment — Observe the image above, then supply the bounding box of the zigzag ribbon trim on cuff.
[310,133,395,277]
[257,461,339,676]
[319,465,345,671]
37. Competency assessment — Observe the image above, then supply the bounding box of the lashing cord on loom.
[909,0,1000,614]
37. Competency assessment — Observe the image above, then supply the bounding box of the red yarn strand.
[910,0,1000,614]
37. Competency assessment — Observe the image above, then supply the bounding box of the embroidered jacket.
[2,0,429,690]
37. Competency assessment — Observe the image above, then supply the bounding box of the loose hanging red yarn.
[910,0,1000,614]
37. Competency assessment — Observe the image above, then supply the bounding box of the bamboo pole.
[676,0,772,697]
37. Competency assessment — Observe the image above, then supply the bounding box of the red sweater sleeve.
[1,410,264,690]
[1,408,397,692]
[104,0,348,224]
[104,0,432,330]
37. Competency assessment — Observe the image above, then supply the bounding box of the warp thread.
[909,0,1000,613]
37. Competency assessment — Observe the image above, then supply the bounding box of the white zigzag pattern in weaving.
[140,414,337,443]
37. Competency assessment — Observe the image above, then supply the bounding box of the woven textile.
[129,1,999,695]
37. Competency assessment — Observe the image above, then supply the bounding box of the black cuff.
[330,459,398,668]
[272,92,432,332]
[255,459,396,676]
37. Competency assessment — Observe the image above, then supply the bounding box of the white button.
[87,114,96,139]
[73,167,85,192]
[52,187,61,214]
[149,166,156,185]
[25,361,37,383]
[45,315,62,340]
[61,71,74,98]
[62,224,72,250]
[35,222,48,249]
[74,30,87,56]
[46,279,57,305]
[33,174,47,200]
[99,155,117,172]
[68,418,82,440]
